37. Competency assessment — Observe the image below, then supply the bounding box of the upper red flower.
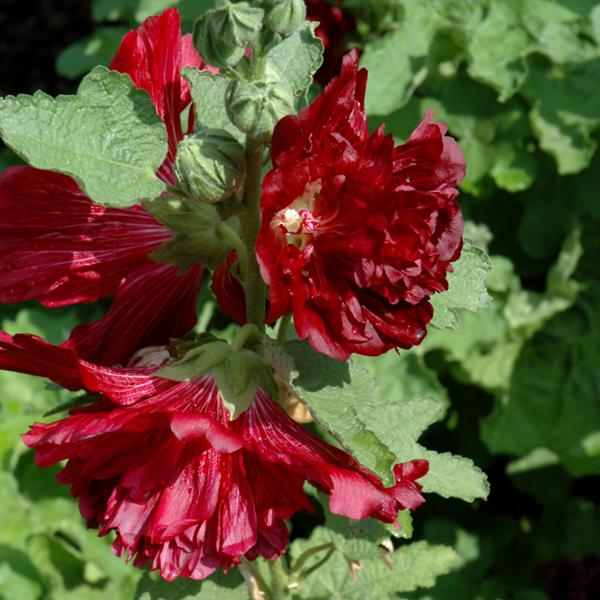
[0,9,205,366]
[0,332,427,580]
[257,51,466,360]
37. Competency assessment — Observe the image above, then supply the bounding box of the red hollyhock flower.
[257,51,466,360]
[0,8,205,365]
[0,332,427,580]
[306,0,356,86]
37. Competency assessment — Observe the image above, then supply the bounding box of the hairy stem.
[269,557,289,600]
[276,313,292,344]
[239,137,267,330]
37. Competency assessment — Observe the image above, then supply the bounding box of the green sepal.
[143,193,233,270]
[156,341,231,381]
[157,334,278,420]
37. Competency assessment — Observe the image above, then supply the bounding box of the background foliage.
[0,0,599,598]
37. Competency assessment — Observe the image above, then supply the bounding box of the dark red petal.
[0,332,82,390]
[170,413,243,452]
[241,391,427,523]
[64,263,203,366]
[211,252,247,325]
[394,109,466,190]
[110,8,203,177]
[270,50,368,165]
[0,166,170,307]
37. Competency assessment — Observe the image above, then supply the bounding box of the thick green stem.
[239,137,267,330]
[269,558,289,600]
[276,313,292,344]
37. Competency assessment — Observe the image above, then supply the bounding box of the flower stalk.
[239,136,267,330]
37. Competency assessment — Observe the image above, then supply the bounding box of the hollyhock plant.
[0,1,490,595]
[0,8,204,365]
[257,50,466,360]
[0,331,426,580]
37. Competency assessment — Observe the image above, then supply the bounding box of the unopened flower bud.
[226,67,295,141]
[193,1,264,69]
[264,0,306,34]
[174,129,246,204]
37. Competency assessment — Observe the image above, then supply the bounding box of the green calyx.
[143,193,235,270]
[226,66,295,141]
[174,128,246,205]
[264,0,306,35]
[157,327,278,419]
[193,1,264,69]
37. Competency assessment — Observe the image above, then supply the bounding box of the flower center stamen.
[272,180,322,249]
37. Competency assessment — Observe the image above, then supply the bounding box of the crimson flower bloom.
[257,51,466,360]
[0,332,427,580]
[306,0,356,86]
[0,9,205,366]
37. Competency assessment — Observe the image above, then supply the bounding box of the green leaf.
[283,341,489,501]
[362,3,437,115]
[56,27,129,79]
[466,2,531,100]
[0,66,168,207]
[267,22,324,106]
[135,0,180,22]
[182,69,241,140]
[291,539,459,599]
[358,352,449,415]
[134,569,247,600]
[482,287,600,476]
[92,0,136,22]
[430,240,492,329]
[283,341,397,486]
[523,57,600,175]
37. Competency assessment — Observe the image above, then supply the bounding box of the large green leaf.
[267,22,324,106]
[283,341,489,501]
[361,2,437,115]
[0,66,168,207]
[291,538,459,600]
[134,570,247,600]
[182,69,241,140]
[430,240,492,329]
[56,27,128,79]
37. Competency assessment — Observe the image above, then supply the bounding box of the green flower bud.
[174,129,246,205]
[264,0,306,35]
[226,67,295,141]
[143,194,233,270]
[193,1,264,69]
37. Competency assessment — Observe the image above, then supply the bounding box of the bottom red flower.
[1,333,428,580]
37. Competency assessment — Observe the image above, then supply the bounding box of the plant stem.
[269,558,289,600]
[232,323,261,352]
[276,313,292,344]
[239,137,267,331]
